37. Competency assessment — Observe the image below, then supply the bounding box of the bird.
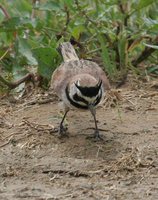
[51,42,110,139]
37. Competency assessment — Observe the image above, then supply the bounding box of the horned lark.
[51,42,110,139]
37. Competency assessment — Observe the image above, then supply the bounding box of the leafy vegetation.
[0,0,158,92]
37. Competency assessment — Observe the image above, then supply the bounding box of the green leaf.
[12,0,32,15]
[71,25,85,40]
[0,9,5,23]
[137,0,155,10]
[34,1,61,11]
[12,65,28,80]
[147,65,158,74]
[0,17,38,32]
[64,0,74,9]
[21,17,38,29]
[33,47,60,79]
[18,38,37,65]
[118,34,127,68]
[0,17,21,31]
[144,18,158,26]
[98,34,116,77]
[143,43,158,50]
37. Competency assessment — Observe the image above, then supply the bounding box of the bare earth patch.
[0,85,158,200]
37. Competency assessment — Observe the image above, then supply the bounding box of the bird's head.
[66,74,103,109]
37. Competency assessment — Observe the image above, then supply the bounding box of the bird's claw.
[94,130,103,140]
[86,130,103,141]
[58,124,69,137]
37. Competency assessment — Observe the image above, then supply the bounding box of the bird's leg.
[89,105,103,140]
[59,110,69,135]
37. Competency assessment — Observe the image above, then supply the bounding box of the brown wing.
[81,60,111,90]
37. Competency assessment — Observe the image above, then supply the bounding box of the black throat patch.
[66,86,88,109]
[75,80,102,97]
[65,86,102,110]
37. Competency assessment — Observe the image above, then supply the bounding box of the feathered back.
[51,42,111,98]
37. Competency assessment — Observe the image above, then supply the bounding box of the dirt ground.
[0,81,158,200]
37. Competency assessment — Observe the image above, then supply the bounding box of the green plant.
[0,0,158,91]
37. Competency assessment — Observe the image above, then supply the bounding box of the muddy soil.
[0,84,158,200]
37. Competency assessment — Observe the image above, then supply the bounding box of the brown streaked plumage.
[51,42,110,139]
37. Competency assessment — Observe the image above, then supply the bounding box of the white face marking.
[80,88,102,104]
[68,82,102,107]
[76,80,80,86]
[81,95,97,103]
[77,85,102,103]
[69,83,87,106]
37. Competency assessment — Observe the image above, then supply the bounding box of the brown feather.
[51,59,110,99]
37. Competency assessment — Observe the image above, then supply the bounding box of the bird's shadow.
[53,128,122,161]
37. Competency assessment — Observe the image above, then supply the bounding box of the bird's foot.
[58,124,69,137]
[86,130,103,141]
[94,130,103,141]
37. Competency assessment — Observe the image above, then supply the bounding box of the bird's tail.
[59,42,79,62]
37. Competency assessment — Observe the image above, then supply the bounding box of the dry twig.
[42,169,90,178]
[22,119,55,132]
